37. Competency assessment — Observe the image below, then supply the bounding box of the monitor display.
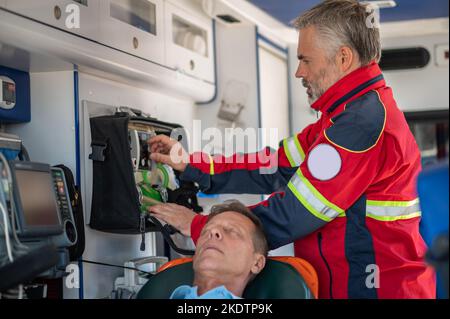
[11,162,62,237]
[15,170,60,227]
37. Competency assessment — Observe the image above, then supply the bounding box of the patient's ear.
[250,254,266,275]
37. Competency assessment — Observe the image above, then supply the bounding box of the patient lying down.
[170,201,268,299]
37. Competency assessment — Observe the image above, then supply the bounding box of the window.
[405,110,449,168]
[380,48,430,71]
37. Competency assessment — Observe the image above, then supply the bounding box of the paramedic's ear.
[336,45,358,73]
[250,254,266,276]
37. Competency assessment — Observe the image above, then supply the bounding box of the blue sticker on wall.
[0,65,31,124]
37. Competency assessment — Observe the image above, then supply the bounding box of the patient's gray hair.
[292,0,381,66]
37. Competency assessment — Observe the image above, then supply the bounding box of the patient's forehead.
[207,211,254,230]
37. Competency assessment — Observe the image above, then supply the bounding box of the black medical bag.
[88,111,202,240]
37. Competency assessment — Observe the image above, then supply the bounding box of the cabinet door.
[98,0,164,65]
[5,0,99,39]
[164,1,214,83]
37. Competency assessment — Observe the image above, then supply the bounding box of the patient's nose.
[209,227,222,240]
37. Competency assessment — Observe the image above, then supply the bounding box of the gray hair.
[292,0,381,66]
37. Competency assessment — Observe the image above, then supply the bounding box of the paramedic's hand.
[148,204,196,237]
[148,135,189,172]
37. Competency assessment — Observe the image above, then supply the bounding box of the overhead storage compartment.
[164,0,215,83]
[4,0,100,39]
[98,0,165,65]
[0,0,216,102]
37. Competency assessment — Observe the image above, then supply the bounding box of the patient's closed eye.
[223,226,233,233]
[223,225,242,238]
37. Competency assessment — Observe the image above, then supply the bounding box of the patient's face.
[193,211,263,280]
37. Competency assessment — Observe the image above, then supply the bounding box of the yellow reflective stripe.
[208,154,215,175]
[366,198,419,207]
[297,198,423,221]
[288,183,331,222]
[283,139,297,167]
[324,212,421,221]
[366,212,422,222]
[293,136,306,161]
[283,136,304,167]
[366,198,421,221]
[296,170,345,215]
[288,170,344,222]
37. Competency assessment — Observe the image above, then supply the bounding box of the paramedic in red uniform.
[148,0,436,299]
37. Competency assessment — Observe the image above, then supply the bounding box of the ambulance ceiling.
[248,0,449,25]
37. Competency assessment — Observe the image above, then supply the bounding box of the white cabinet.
[98,0,165,65]
[164,1,215,83]
[5,0,99,39]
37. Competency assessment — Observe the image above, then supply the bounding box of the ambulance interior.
[0,0,448,299]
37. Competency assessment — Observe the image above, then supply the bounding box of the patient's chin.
[194,258,222,273]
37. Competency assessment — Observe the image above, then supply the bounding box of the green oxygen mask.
[136,162,179,213]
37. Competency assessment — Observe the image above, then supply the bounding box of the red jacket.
[181,63,436,299]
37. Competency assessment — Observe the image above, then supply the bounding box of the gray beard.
[308,68,341,106]
[308,86,325,106]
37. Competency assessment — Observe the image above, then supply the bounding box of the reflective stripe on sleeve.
[366,199,422,221]
[283,136,306,167]
[288,170,344,222]
[208,154,215,175]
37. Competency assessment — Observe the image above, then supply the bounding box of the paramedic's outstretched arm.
[149,203,195,237]
[149,126,314,195]
[189,126,384,249]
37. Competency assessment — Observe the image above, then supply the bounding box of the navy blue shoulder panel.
[325,91,386,152]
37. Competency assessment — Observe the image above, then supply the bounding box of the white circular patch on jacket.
[307,144,342,181]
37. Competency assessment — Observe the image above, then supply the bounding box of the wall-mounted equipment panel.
[5,0,99,39]
[99,0,165,65]
[164,1,214,83]
[0,65,30,124]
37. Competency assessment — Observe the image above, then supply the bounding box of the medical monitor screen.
[15,169,60,232]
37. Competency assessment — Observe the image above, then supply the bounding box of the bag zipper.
[140,214,146,251]
[318,232,334,299]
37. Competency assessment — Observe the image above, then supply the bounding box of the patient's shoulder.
[170,285,194,299]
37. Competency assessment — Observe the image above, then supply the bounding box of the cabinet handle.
[133,37,139,49]
[54,6,62,20]
[190,60,195,71]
